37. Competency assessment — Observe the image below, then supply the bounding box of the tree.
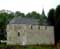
[55,5,60,45]
[0,10,15,40]
[26,11,41,19]
[47,8,55,26]
[31,11,40,19]
[40,9,47,25]
[26,11,47,25]
[15,11,21,16]
[42,9,46,17]
[15,11,25,17]
[55,5,60,21]
[0,12,8,40]
[47,5,60,45]
[47,5,60,26]
[26,13,31,18]
[8,12,15,23]
[20,13,25,17]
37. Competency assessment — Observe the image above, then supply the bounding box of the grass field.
[0,44,60,49]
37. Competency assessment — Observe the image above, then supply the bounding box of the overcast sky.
[0,0,60,16]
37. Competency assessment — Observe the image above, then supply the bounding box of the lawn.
[0,44,60,49]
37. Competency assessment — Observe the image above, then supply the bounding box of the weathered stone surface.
[6,24,54,45]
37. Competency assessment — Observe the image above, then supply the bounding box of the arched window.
[18,32,20,36]
[31,25,32,29]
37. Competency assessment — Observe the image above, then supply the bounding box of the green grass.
[0,44,60,49]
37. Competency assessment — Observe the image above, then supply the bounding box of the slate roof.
[9,17,39,25]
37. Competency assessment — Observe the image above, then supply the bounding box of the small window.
[38,26,40,29]
[45,26,47,30]
[31,25,32,29]
[18,32,20,36]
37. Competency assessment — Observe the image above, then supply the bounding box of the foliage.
[47,5,60,45]
[0,10,15,40]
[15,11,25,17]
[0,10,47,40]
[55,5,60,21]
[26,11,47,25]
[47,8,55,25]
[47,5,60,26]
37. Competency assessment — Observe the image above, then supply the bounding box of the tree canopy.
[47,8,55,25]
[47,5,60,45]
[47,5,60,26]
[0,9,47,40]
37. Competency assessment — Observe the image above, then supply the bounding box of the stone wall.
[6,24,54,45]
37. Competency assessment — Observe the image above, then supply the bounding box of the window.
[18,32,20,36]
[31,25,32,29]
[45,26,47,30]
[38,26,40,29]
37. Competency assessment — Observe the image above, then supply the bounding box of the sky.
[0,0,60,16]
